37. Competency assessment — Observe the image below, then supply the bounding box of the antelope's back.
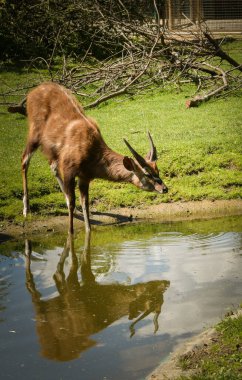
[27,82,84,127]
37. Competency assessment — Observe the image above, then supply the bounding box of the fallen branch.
[2,18,241,113]
[203,32,242,72]
[8,97,27,116]
[186,64,228,108]
[85,32,160,108]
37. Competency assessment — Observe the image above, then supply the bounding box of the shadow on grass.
[74,209,133,226]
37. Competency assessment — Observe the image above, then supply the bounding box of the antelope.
[22,82,168,234]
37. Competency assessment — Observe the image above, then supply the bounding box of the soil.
[0,199,242,238]
[147,310,242,380]
[148,327,218,380]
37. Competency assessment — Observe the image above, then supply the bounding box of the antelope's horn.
[147,131,157,162]
[123,139,147,168]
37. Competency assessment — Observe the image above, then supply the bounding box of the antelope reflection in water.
[25,234,169,361]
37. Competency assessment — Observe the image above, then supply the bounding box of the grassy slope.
[0,42,241,222]
[178,311,242,380]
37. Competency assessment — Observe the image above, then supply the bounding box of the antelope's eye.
[155,178,163,185]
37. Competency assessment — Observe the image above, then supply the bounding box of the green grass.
[178,310,242,380]
[0,41,242,222]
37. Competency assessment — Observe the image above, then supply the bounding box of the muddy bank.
[147,310,242,380]
[1,199,242,237]
[148,327,217,380]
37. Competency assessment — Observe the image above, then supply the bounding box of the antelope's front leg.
[78,180,91,233]
[63,176,76,235]
[50,161,69,206]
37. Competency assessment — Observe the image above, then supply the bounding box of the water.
[0,216,241,380]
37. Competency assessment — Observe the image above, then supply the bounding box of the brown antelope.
[22,82,168,233]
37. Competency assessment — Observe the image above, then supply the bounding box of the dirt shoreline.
[147,310,242,380]
[1,199,242,237]
[147,327,217,380]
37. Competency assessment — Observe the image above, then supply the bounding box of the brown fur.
[22,82,167,233]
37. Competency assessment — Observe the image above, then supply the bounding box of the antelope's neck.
[96,148,133,183]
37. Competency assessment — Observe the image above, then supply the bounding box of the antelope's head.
[123,132,168,194]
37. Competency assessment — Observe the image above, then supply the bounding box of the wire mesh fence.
[161,0,242,32]
[203,0,242,32]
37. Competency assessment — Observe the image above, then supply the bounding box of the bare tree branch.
[186,64,228,108]
[1,7,241,112]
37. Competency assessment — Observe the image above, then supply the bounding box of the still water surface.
[0,216,241,380]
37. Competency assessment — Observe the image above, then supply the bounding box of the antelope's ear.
[123,156,138,172]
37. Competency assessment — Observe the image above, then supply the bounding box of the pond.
[0,216,241,380]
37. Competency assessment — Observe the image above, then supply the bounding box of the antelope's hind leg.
[22,143,38,217]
